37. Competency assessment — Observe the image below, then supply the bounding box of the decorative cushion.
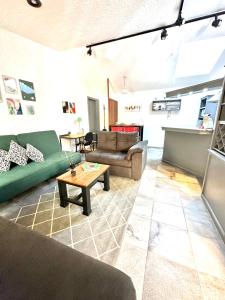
[26,143,44,162]
[8,140,28,166]
[117,132,139,151]
[97,132,117,151]
[0,149,11,172]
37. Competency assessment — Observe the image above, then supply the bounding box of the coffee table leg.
[103,169,110,191]
[58,182,68,208]
[82,187,91,216]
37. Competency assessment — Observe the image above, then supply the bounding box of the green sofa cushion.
[17,130,61,157]
[0,151,81,203]
[0,135,18,151]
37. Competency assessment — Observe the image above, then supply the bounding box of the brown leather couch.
[85,131,148,180]
[0,216,136,300]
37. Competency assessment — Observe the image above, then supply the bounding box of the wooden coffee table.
[56,162,110,216]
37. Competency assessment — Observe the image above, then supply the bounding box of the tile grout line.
[181,193,206,299]
[140,179,156,300]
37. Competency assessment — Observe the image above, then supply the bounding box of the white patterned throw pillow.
[26,144,44,162]
[8,140,28,166]
[0,149,11,172]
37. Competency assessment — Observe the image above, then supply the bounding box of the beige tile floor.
[116,148,225,300]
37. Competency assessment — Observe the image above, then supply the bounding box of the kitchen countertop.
[162,127,213,135]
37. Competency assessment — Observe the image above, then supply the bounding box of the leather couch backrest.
[117,132,139,151]
[0,135,18,151]
[97,131,139,151]
[17,130,61,156]
[97,132,117,151]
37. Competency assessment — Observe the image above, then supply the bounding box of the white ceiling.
[0,0,225,91]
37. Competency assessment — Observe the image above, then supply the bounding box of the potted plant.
[75,117,82,133]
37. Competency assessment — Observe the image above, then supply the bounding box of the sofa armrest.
[126,140,148,160]
[0,217,136,300]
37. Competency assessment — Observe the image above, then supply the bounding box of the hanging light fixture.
[212,15,222,27]
[122,76,128,94]
[27,0,42,7]
[161,28,168,40]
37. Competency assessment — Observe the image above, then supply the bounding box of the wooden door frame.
[107,78,118,128]
[87,96,100,132]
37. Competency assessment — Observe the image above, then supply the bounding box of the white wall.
[117,89,219,147]
[0,28,109,136]
[0,27,220,148]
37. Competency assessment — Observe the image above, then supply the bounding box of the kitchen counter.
[162,127,213,134]
[162,127,213,177]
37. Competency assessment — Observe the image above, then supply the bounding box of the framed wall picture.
[26,104,35,115]
[2,75,18,94]
[70,102,76,113]
[6,98,23,115]
[62,101,76,113]
[19,79,36,101]
[62,101,69,113]
[125,105,141,112]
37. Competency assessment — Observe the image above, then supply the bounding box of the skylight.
[175,36,225,77]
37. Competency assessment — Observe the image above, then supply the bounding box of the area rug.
[2,176,140,266]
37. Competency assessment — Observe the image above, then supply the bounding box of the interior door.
[87,97,100,132]
[108,98,118,126]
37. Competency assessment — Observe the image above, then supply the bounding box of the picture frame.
[2,75,18,94]
[19,79,36,101]
[125,105,141,112]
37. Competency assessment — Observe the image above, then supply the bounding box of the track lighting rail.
[86,9,225,49]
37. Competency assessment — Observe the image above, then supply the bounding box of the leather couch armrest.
[126,140,148,160]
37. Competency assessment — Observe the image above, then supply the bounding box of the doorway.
[87,97,100,132]
[108,98,118,126]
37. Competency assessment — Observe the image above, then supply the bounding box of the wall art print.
[26,104,35,115]
[7,98,23,115]
[19,79,36,101]
[62,101,76,114]
[124,105,141,112]
[2,75,18,94]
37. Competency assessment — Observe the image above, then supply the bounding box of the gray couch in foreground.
[0,217,136,300]
[86,131,148,180]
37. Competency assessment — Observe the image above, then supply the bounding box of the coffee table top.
[56,162,110,188]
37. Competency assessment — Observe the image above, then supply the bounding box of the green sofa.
[0,130,81,203]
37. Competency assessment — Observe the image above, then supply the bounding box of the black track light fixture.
[87,47,92,56]
[161,28,168,40]
[27,0,42,8]
[212,15,222,27]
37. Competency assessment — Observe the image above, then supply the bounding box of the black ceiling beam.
[86,9,225,48]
